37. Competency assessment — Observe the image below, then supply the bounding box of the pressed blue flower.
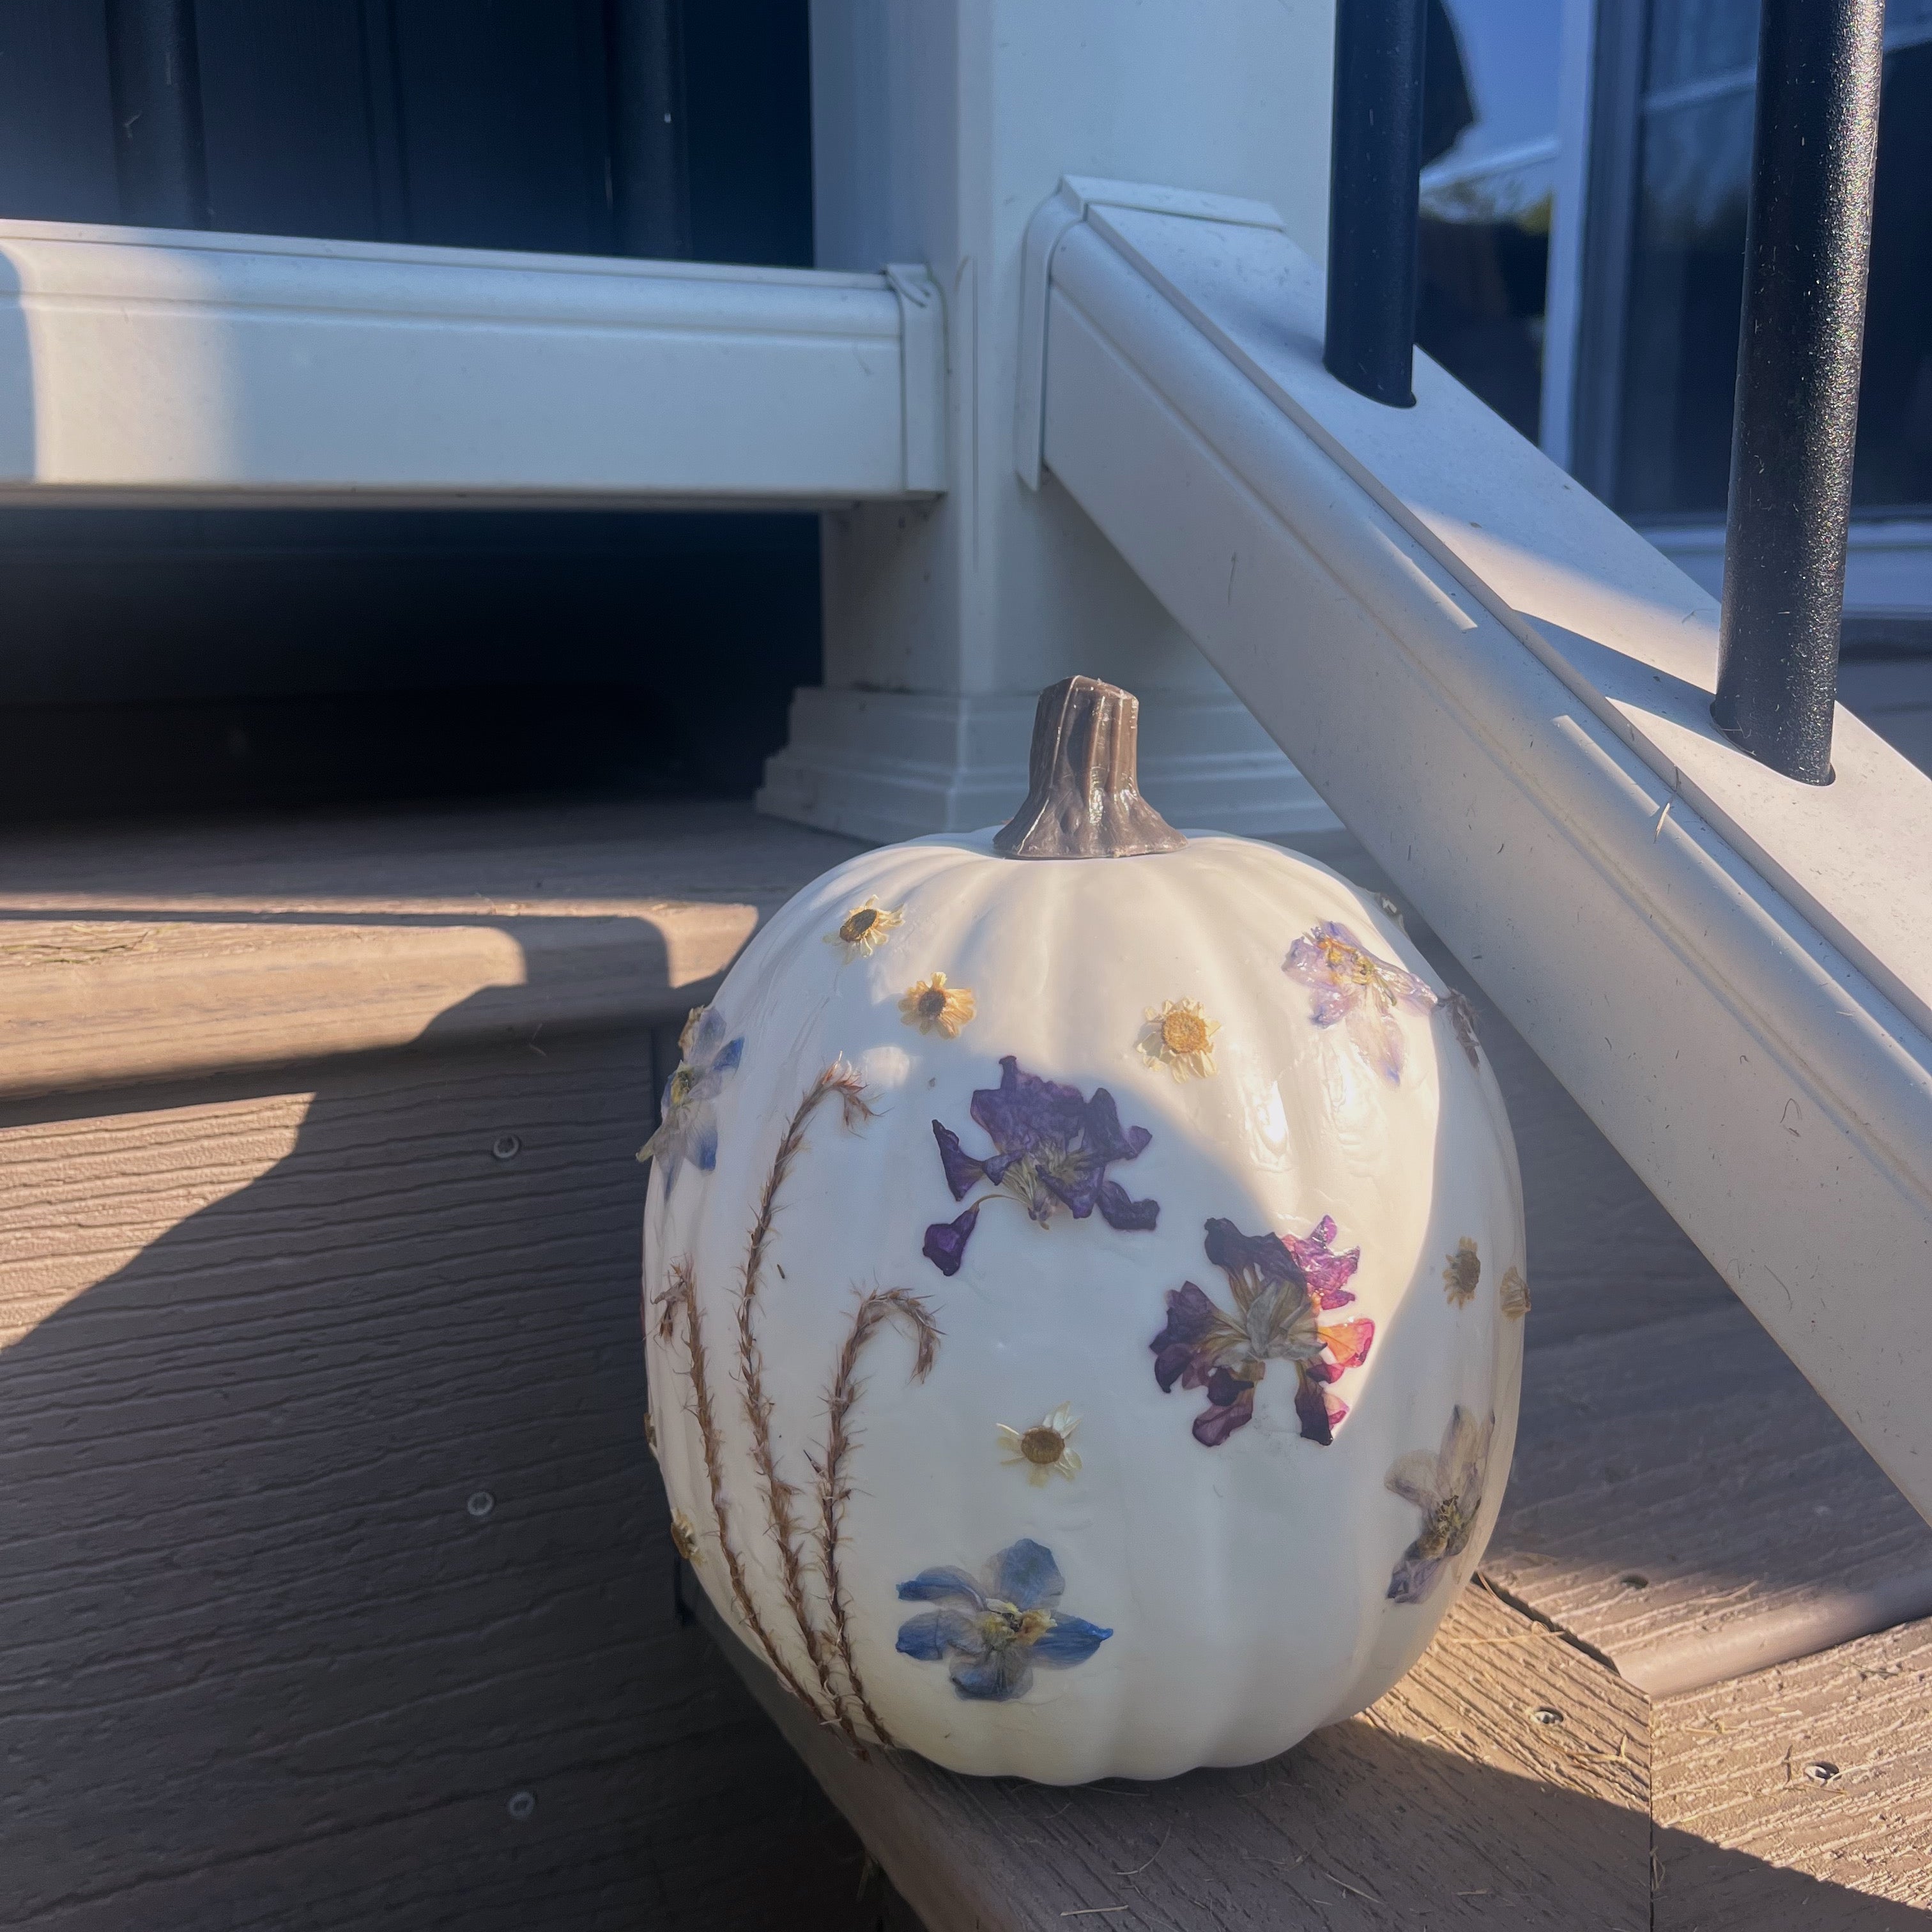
[922,1057,1158,1275]
[895,1538,1112,1701]
[637,1004,744,1196]
[1385,1406,1493,1605]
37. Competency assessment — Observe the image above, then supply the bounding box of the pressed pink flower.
[1150,1215,1373,1447]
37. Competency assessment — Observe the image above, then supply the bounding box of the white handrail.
[1027,179,1932,1522]
[0,219,945,506]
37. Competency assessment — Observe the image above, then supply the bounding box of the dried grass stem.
[816,1288,940,1747]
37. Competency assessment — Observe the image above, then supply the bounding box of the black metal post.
[1324,0,1427,408]
[105,0,210,231]
[607,0,691,259]
[1712,0,1884,783]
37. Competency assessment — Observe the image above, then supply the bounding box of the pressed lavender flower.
[921,1057,1158,1275]
[1149,1215,1372,1447]
[895,1538,1111,1701]
[1385,1406,1494,1604]
[636,1004,744,1195]
[1284,920,1438,1083]
[1443,1238,1481,1307]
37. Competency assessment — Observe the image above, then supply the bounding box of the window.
[1582,0,1932,519]
[1416,0,1567,443]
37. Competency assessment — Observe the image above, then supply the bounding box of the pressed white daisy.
[997,1402,1082,1485]
[1138,997,1220,1081]
[823,896,903,957]
[899,970,976,1037]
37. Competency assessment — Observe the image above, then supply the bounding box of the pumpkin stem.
[993,676,1187,859]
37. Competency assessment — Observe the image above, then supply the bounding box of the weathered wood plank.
[703,1579,1652,1932]
[1483,1301,1932,1695]
[0,799,862,1099]
[1655,1615,1932,1925]
[0,1034,867,1929]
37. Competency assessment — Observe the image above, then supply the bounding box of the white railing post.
[756,0,1342,843]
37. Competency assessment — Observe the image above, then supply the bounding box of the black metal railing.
[1323,0,1427,408]
[1712,0,1885,785]
[1322,0,1886,786]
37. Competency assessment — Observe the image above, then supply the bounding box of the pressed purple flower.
[895,1538,1112,1701]
[636,1004,744,1196]
[1284,920,1438,1083]
[922,1057,1158,1275]
[1386,1407,1494,1605]
[1150,1215,1373,1447]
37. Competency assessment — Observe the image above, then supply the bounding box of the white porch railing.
[0,220,944,507]
[1022,177,1932,1521]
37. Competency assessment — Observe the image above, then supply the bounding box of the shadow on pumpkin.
[0,902,872,1931]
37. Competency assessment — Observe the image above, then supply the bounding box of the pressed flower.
[1441,988,1483,1070]
[670,1510,701,1564]
[1283,920,1438,1083]
[895,1538,1111,1701]
[997,1402,1082,1485]
[1443,1238,1481,1307]
[824,895,904,957]
[1149,1215,1373,1447]
[1499,1266,1531,1320]
[636,1004,744,1196]
[922,1057,1158,1275]
[1385,1407,1494,1604]
[1138,997,1220,1081]
[900,971,977,1038]
[644,1411,658,1456]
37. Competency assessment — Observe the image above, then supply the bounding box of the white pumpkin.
[643,678,1524,1784]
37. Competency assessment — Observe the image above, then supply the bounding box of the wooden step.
[0,797,860,1100]
[0,799,875,1929]
[1487,1301,1932,1695]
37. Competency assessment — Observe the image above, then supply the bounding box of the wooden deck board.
[1655,1616,1932,1925]
[0,1031,868,1929]
[0,799,864,1099]
[1484,1302,1932,1695]
[703,1580,1653,1932]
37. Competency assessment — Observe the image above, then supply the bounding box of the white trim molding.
[0,219,946,506]
[755,682,1338,843]
[1033,181,1932,1520]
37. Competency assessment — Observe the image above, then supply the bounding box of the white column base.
[755,685,1340,842]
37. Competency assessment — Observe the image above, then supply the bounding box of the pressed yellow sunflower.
[898,970,976,1038]
[669,1510,701,1563]
[824,895,903,957]
[1499,1266,1531,1320]
[1443,1237,1481,1307]
[997,1403,1082,1485]
[1138,997,1220,1080]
